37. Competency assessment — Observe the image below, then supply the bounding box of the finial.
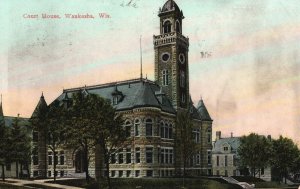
[140,35,143,80]
[200,95,202,101]
[17,113,20,118]
[41,91,44,98]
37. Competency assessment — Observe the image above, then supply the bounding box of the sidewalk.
[2,178,84,189]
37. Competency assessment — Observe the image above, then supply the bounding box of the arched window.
[180,71,185,88]
[162,70,169,86]
[145,118,153,136]
[165,123,169,139]
[176,20,181,33]
[134,119,140,136]
[160,122,164,138]
[169,124,173,139]
[124,120,132,138]
[163,20,172,33]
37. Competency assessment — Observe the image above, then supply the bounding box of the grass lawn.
[49,178,242,189]
[0,182,25,189]
[232,176,299,188]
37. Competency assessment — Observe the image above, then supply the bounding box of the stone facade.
[31,0,213,179]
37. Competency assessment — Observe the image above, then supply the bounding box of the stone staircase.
[221,176,255,189]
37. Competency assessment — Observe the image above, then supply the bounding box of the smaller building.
[212,131,272,181]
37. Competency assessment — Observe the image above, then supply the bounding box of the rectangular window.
[207,134,211,143]
[135,124,139,136]
[170,149,173,164]
[111,153,116,164]
[217,156,219,166]
[33,171,38,177]
[160,124,164,138]
[33,156,38,165]
[54,155,58,165]
[169,127,173,139]
[126,170,131,177]
[135,170,140,177]
[225,155,228,167]
[126,148,131,164]
[196,152,200,165]
[146,123,152,136]
[60,156,65,165]
[48,171,51,177]
[126,126,131,137]
[6,163,11,171]
[146,147,153,163]
[119,170,123,177]
[160,149,165,164]
[118,151,124,164]
[146,170,153,177]
[60,171,64,177]
[207,151,211,165]
[48,155,53,165]
[135,148,140,163]
[111,170,115,177]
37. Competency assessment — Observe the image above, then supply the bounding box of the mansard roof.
[197,99,212,121]
[31,93,48,118]
[213,137,241,154]
[59,78,176,114]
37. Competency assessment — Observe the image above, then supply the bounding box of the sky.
[0,0,300,143]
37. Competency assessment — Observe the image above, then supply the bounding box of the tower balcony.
[153,32,189,48]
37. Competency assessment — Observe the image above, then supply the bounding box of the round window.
[161,53,170,62]
[179,53,185,64]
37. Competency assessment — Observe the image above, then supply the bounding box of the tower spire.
[140,35,143,79]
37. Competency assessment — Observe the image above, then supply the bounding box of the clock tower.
[154,0,189,110]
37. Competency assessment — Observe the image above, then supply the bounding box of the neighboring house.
[0,99,31,178]
[31,0,213,178]
[212,131,272,181]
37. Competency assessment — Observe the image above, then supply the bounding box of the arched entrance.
[74,150,84,173]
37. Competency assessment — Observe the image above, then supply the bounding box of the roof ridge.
[63,78,156,92]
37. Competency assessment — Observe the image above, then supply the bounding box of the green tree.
[175,109,197,186]
[64,91,126,188]
[46,100,67,182]
[9,116,31,178]
[0,110,9,181]
[238,133,272,177]
[271,136,299,184]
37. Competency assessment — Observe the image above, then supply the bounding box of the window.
[119,170,123,177]
[180,71,185,87]
[33,171,38,177]
[193,129,200,143]
[126,148,131,164]
[160,122,173,139]
[135,170,140,177]
[5,163,11,171]
[118,150,124,164]
[169,124,173,139]
[217,156,219,166]
[60,151,65,165]
[134,119,140,136]
[48,152,53,165]
[176,20,181,33]
[145,119,153,136]
[261,168,264,175]
[146,170,153,177]
[146,147,153,163]
[125,121,131,138]
[135,147,140,163]
[54,153,58,165]
[207,151,211,165]
[160,122,164,138]
[164,123,169,139]
[160,148,173,164]
[33,156,38,165]
[111,153,116,164]
[224,147,229,151]
[111,170,116,177]
[225,155,228,167]
[196,152,200,165]
[60,171,64,177]
[126,170,131,177]
[163,20,171,33]
[48,171,51,177]
[207,133,211,143]
[162,70,169,86]
[181,93,186,103]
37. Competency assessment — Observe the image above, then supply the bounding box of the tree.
[0,111,9,181]
[9,116,31,178]
[64,91,126,188]
[175,109,197,186]
[46,100,67,182]
[271,136,299,184]
[238,133,272,178]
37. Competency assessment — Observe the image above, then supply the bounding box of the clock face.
[161,52,170,62]
[179,53,185,64]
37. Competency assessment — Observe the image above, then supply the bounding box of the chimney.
[216,131,221,141]
[231,132,233,138]
[267,135,271,141]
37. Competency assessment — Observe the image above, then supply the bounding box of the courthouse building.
[31,0,213,178]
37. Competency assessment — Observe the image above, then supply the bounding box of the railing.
[153,32,189,47]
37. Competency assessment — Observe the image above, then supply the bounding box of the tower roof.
[197,99,212,121]
[161,0,180,13]
[31,93,48,118]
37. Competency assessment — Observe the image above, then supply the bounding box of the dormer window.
[163,20,172,33]
[111,85,123,105]
[224,147,229,151]
[113,96,118,105]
